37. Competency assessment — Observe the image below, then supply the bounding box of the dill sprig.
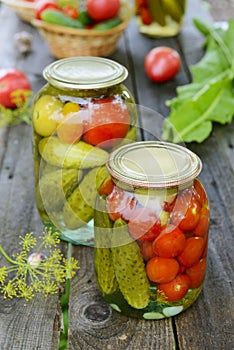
[0,227,79,301]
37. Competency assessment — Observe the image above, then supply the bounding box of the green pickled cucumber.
[111,218,150,309]
[36,168,82,212]
[63,167,100,229]
[161,0,183,23]
[147,0,166,26]
[38,136,108,169]
[94,195,118,295]
[95,165,110,190]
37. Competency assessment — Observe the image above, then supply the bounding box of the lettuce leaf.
[162,18,234,143]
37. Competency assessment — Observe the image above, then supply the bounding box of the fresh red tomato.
[106,186,138,222]
[152,224,186,258]
[138,241,155,261]
[128,207,162,242]
[146,256,179,283]
[98,177,115,197]
[35,0,60,19]
[193,207,210,237]
[83,98,130,149]
[86,0,121,21]
[62,5,79,19]
[158,274,191,302]
[0,68,31,108]
[186,258,206,289]
[177,236,204,267]
[170,188,201,231]
[144,46,181,83]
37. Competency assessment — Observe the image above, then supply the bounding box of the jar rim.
[106,141,202,189]
[43,57,128,90]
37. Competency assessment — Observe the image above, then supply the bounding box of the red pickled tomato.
[158,274,191,302]
[152,224,186,258]
[128,207,162,242]
[146,256,179,283]
[193,178,209,207]
[193,207,210,237]
[177,236,204,267]
[138,241,155,261]
[186,258,206,289]
[106,186,138,222]
[98,177,115,197]
[170,188,202,231]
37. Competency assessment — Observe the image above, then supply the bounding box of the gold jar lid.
[106,141,202,189]
[43,57,128,90]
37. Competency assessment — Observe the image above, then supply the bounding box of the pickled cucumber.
[36,168,82,212]
[147,0,166,26]
[161,0,183,22]
[94,195,118,295]
[38,136,108,169]
[111,218,150,309]
[63,167,100,229]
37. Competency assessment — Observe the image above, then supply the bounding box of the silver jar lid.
[43,57,128,90]
[106,141,202,189]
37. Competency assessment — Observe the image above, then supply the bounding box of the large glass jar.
[94,141,210,319]
[135,0,186,37]
[32,57,137,245]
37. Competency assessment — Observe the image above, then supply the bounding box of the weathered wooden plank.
[69,246,177,350]
[0,124,61,349]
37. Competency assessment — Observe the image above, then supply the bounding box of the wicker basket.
[31,18,131,58]
[1,0,35,23]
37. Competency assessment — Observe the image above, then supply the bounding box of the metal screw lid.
[43,57,128,90]
[106,141,202,189]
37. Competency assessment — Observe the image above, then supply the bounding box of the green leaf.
[162,76,234,143]
[163,18,234,144]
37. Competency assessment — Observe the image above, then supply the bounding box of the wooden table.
[0,0,233,349]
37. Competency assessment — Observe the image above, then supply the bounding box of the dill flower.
[0,227,79,300]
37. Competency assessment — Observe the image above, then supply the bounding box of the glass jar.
[135,0,186,37]
[94,141,210,319]
[32,57,137,245]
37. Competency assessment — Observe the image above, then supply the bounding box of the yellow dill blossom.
[0,227,79,300]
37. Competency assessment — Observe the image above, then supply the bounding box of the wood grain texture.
[0,124,61,349]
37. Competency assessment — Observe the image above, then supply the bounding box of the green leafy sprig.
[0,90,32,128]
[162,18,234,143]
[0,228,79,301]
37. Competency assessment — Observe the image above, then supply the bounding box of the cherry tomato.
[177,236,204,267]
[146,256,179,283]
[140,7,153,25]
[128,207,162,242]
[86,0,121,21]
[106,186,138,222]
[158,274,191,302]
[62,5,79,19]
[170,188,201,231]
[33,95,63,136]
[83,98,130,149]
[152,224,186,258]
[138,241,155,261]
[144,47,181,83]
[57,102,83,144]
[35,0,60,19]
[98,177,115,197]
[193,178,209,207]
[186,258,206,289]
[0,68,31,109]
[193,207,210,237]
